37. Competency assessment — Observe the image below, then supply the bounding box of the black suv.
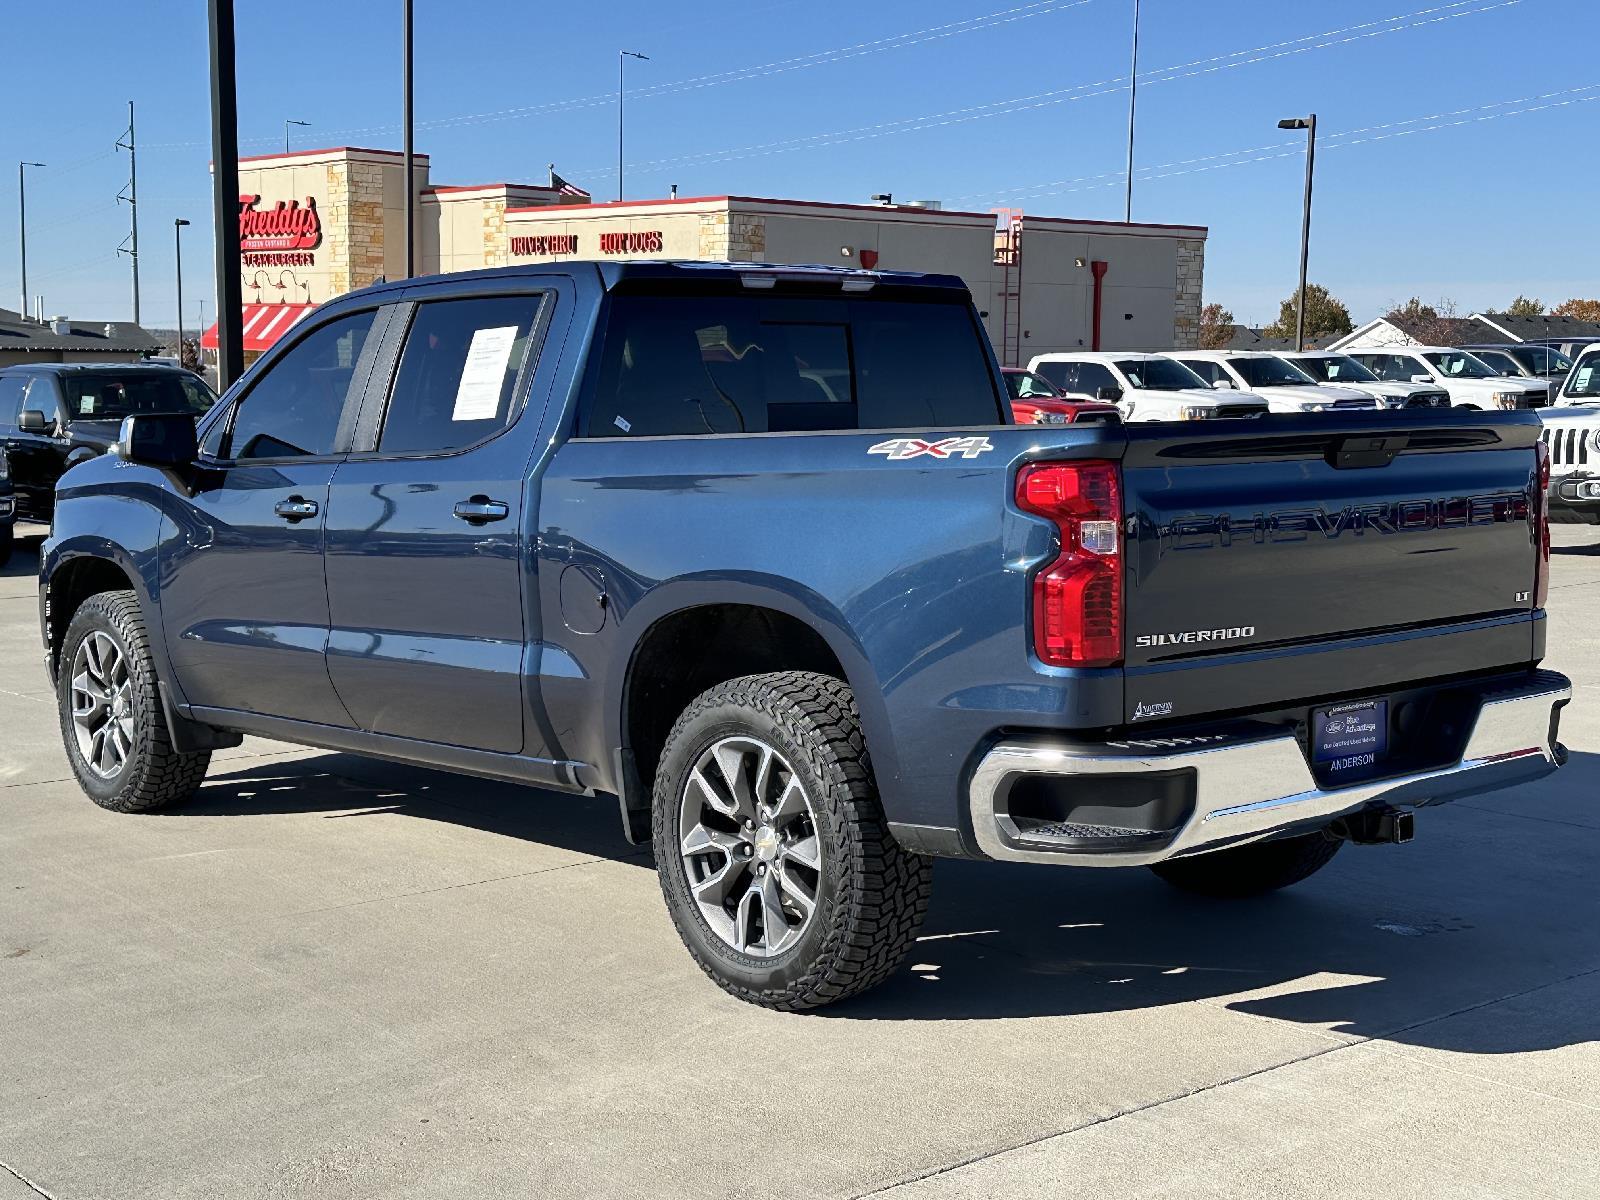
[0,363,215,524]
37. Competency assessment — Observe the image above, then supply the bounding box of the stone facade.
[325,160,388,296]
[1172,237,1206,350]
[726,212,766,262]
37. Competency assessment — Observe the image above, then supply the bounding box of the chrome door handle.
[453,498,510,524]
[273,496,319,521]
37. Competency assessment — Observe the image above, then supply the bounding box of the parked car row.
[1012,343,1568,424]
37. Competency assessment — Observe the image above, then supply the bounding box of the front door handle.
[453,497,510,524]
[274,496,320,522]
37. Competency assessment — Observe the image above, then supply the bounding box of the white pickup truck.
[1282,351,1451,410]
[1026,352,1267,422]
[1346,347,1549,409]
[1164,350,1379,413]
[1540,346,1600,530]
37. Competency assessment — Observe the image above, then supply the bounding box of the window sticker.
[81,394,97,414]
[1576,367,1593,391]
[452,325,519,421]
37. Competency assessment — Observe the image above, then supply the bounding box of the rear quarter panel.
[536,426,1123,830]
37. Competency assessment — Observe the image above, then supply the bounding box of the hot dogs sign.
[239,194,322,267]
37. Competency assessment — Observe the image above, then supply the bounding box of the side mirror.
[17,408,52,434]
[1211,379,1236,390]
[116,413,198,471]
[1096,385,1123,402]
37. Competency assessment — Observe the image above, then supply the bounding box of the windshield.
[1004,371,1058,400]
[61,371,215,421]
[1470,349,1521,375]
[1423,351,1497,379]
[1116,358,1206,390]
[1228,356,1316,387]
[1292,355,1378,384]
[1564,355,1600,399]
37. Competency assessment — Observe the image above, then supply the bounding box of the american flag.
[548,166,588,199]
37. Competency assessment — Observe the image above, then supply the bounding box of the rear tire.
[57,590,211,813]
[653,671,932,1010]
[1149,830,1341,898]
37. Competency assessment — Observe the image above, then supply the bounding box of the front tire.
[653,671,931,1010]
[1149,830,1341,898]
[57,590,211,812]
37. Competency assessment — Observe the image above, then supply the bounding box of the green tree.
[1553,298,1600,323]
[1198,302,1235,349]
[1263,283,1353,340]
[1505,295,1544,317]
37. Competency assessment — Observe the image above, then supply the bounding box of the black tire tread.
[1149,829,1341,898]
[58,590,211,813]
[654,670,931,1010]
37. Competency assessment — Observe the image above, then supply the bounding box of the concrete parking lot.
[2,521,1597,1200]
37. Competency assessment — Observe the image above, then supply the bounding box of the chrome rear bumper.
[969,673,1570,867]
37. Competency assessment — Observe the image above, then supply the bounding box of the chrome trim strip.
[969,678,1570,867]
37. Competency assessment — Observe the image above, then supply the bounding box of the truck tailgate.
[1120,412,1545,722]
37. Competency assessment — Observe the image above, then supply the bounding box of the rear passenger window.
[1034,362,1076,392]
[1177,359,1222,385]
[378,295,544,455]
[585,293,1001,437]
[228,310,377,459]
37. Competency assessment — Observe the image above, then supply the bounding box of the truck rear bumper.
[969,671,1570,867]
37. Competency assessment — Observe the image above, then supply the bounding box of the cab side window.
[226,310,377,460]
[1073,363,1118,397]
[377,295,544,455]
[0,377,26,428]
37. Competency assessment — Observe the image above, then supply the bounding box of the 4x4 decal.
[868,436,994,461]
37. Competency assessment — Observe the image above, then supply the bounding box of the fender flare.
[601,574,901,800]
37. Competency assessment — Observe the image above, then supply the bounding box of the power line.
[971,82,1600,205]
[586,0,1526,178]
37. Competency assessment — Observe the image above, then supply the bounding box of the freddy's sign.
[238,194,322,251]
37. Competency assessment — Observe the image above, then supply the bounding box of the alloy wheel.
[70,630,135,780]
[678,736,823,958]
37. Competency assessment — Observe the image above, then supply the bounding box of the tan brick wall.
[726,213,766,262]
[698,211,728,258]
[482,199,507,268]
[1172,237,1205,350]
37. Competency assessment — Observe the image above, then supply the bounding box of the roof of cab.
[329,259,968,308]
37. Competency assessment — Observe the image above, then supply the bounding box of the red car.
[1001,368,1121,425]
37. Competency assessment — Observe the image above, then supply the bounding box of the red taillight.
[1016,460,1123,668]
[1534,439,1551,608]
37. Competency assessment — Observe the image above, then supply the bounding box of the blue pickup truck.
[39,261,1570,1009]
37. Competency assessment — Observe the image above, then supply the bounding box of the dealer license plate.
[1312,699,1389,775]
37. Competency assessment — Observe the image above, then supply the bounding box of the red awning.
[199,302,315,352]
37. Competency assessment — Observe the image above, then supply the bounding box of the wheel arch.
[606,579,896,840]
[42,539,164,686]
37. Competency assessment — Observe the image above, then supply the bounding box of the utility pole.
[284,119,311,154]
[402,0,415,278]
[618,50,649,202]
[1277,113,1317,352]
[117,101,141,325]
[1124,0,1139,223]
[174,218,191,367]
[18,161,44,317]
[209,0,244,389]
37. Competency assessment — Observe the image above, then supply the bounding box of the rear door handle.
[453,498,510,524]
[274,496,320,522]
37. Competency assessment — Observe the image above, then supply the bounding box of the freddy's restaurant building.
[206,145,1207,367]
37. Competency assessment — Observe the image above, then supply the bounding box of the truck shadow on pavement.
[192,749,1599,1056]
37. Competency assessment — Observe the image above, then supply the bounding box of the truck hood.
[1437,376,1542,397]
[1243,383,1377,411]
[63,419,123,450]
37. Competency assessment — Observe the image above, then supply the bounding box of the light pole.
[209,0,244,389]
[402,0,415,278]
[18,161,44,317]
[618,50,649,202]
[174,219,191,367]
[284,118,310,154]
[1124,0,1139,223]
[1278,113,1317,352]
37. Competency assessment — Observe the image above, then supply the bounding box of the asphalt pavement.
[2,520,1597,1199]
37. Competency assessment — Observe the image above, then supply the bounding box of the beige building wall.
[235,147,430,305]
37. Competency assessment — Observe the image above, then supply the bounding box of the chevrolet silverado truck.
[40,261,1571,1010]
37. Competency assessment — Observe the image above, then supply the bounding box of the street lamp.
[18,161,44,317]
[618,50,649,202]
[1278,114,1317,352]
[174,219,191,368]
[284,118,311,154]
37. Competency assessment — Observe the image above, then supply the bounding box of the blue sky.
[2,0,1594,329]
